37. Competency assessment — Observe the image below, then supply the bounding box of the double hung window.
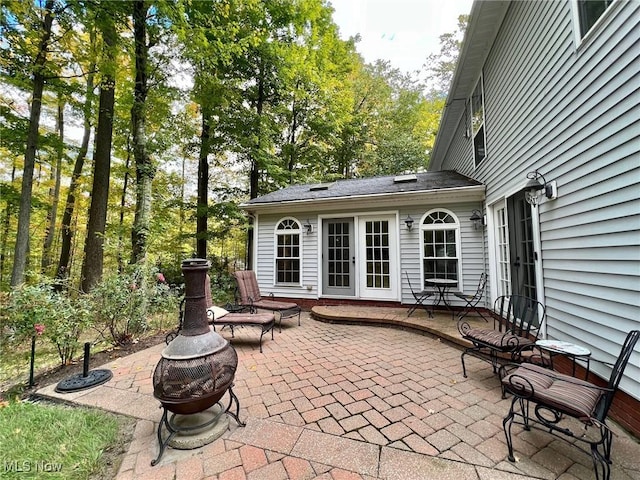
[421,210,460,286]
[576,0,614,38]
[470,75,486,166]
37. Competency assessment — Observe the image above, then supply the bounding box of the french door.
[493,192,538,300]
[358,215,397,300]
[321,215,398,300]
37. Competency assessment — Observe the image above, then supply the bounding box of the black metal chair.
[405,271,434,318]
[500,330,639,480]
[453,272,487,321]
[458,295,545,377]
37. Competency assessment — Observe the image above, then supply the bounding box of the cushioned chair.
[457,295,545,377]
[500,330,639,480]
[204,274,275,353]
[233,270,301,332]
[405,271,434,318]
[453,272,487,321]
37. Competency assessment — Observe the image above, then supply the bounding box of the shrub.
[3,279,91,366]
[88,264,178,346]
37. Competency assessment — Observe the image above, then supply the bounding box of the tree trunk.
[0,162,18,286]
[196,108,210,259]
[41,98,64,272]
[130,0,154,264]
[11,0,55,286]
[56,62,95,286]
[246,65,265,270]
[118,145,131,273]
[81,13,117,292]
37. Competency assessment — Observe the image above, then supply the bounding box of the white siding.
[438,1,640,397]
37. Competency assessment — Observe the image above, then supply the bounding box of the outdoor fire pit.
[151,258,244,466]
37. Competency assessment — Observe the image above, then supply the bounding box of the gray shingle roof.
[245,171,483,205]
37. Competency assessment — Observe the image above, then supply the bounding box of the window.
[577,0,614,38]
[470,75,486,166]
[275,218,301,284]
[421,210,460,286]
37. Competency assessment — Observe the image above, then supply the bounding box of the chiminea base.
[151,385,245,466]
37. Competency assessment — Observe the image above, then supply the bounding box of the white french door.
[358,215,398,300]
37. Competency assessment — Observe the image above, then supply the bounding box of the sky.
[329,0,474,74]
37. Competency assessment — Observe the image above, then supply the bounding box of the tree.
[56,26,97,286]
[9,0,56,286]
[130,0,154,264]
[81,5,118,292]
[422,15,468,98]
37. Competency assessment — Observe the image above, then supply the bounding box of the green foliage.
[2,278,91,366]
[88,264,177,346]
[0,400,120,480]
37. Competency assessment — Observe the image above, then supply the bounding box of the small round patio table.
[425,278,458,313]
[535,339,591,379]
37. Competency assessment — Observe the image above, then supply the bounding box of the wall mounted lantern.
[404,215,414,230]
[523,170,557,206]
[470,210,485,229]
[303,220,313,234]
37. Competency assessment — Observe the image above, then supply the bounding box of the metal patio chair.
[458,294,545,377]
[453,272,488,321]
[500,329,639,480]
[233,270,301,332]
[405,271,434,318]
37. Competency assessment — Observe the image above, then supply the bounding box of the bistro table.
[535,339,591,379]
[425,278,458,314]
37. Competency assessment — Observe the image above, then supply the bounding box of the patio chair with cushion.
[453,272,488,321]
[233,270,301,332]
[457,294,545,378]
[205,274,275,353]
[405,271,434,318]
[500,329,639,480]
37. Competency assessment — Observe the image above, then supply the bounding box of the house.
[241,171,485,306]
[427,0,639,434]
[240,0,639,435]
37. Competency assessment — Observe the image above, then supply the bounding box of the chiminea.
[151,259,243,466]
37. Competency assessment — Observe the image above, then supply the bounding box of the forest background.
[1,0,466,291]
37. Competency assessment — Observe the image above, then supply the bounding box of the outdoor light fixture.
[303,220,313,234]
[404,215,414,230]
[523,170,557,206]
[470,210,485,229]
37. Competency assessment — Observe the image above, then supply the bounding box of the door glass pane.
[365,220,391,290]
[327,221,351,288]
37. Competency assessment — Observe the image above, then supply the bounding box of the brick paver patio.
[36,309,640,480]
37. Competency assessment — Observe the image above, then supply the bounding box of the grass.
[0,400,126,480]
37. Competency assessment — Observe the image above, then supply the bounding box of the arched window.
[275,218,301,284]
[421,210,460,284]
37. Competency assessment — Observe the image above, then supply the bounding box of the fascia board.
[240,185,486,214]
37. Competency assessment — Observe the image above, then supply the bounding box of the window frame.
[420,209,461,289]
[571,0,619,48]
[274,217,302,286]
[469,74,487,167]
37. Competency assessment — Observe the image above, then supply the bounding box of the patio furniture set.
[167,270,301,353]
[406,271,638,480]
[168,268,637,480]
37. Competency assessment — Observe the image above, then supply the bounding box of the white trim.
[529,205,547,338]
[571,0,621,51]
